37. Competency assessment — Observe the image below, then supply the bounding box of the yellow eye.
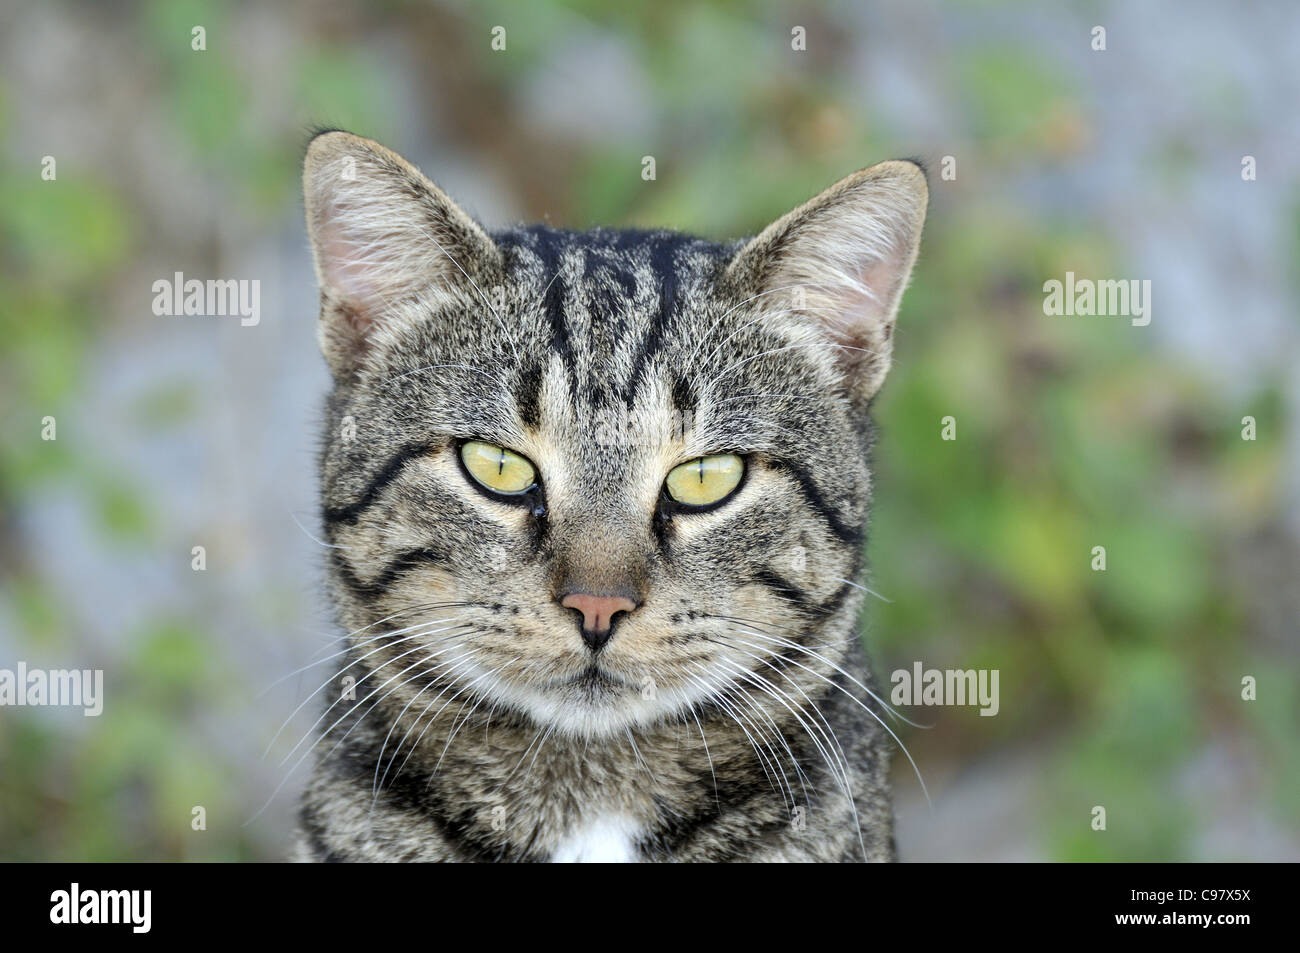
[461,441,537,495]
[665,454,745,508]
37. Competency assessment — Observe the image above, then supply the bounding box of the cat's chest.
[549,813,643,863]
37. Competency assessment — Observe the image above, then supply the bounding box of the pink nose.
[560,593,637,649]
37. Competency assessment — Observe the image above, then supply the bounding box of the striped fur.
[293,132,927,862]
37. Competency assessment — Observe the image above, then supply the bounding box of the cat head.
[305,131,926,739]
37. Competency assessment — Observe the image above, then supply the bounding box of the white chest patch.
[551,814,641,863]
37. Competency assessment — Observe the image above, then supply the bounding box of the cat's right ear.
[303,130,501,377]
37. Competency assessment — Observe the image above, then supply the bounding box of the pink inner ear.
[317,211,390,327]
[314,204,417,360]
[817,245,908,362]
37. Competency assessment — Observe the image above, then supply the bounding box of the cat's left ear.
[726,160,928,402]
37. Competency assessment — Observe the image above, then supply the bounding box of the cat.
[291,130,927,862]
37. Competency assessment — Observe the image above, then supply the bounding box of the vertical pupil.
[698,458,704,484]
[498,447,505,476]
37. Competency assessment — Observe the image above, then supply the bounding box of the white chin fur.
[478,666,722,739]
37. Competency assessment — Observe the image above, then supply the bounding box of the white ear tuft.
[728,160,928,402]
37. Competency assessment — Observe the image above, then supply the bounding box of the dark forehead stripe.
[495,226,728,418]
[514,361,543,429]
[536,233,572,365]
[495,227,576,401]
[622,231,723,408]
[670,373,696,419]
[532,229,574,358]
[580,245,637,410]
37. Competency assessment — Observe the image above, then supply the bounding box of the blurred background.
[1,0,1297,861]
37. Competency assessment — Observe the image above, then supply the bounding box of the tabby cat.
[292,130,927,862]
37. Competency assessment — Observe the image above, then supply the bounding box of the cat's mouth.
[555,665,627,694]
